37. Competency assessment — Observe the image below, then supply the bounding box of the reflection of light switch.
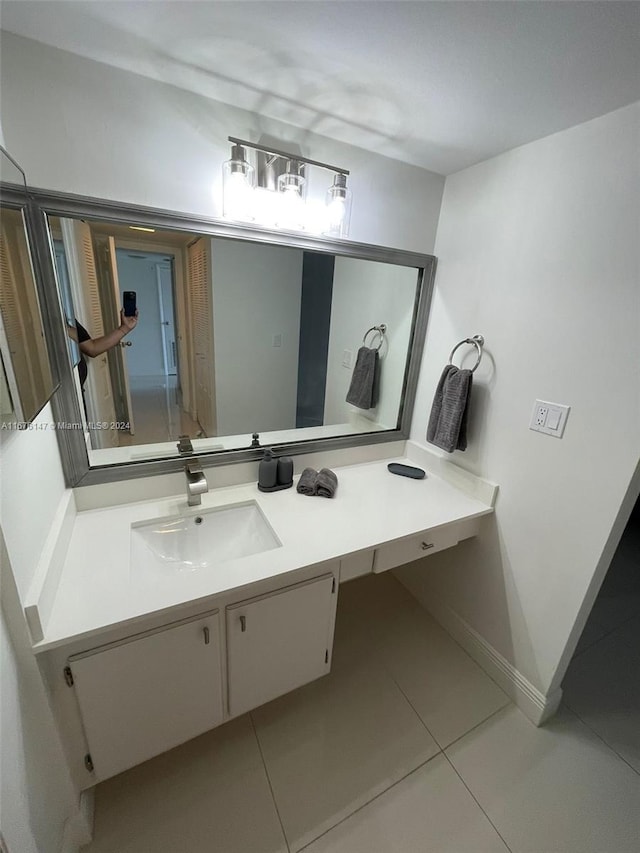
[272,334,282,348]
[342,349,353,368]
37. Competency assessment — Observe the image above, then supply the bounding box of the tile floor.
[83,566,640,853]
[118,375,203,447]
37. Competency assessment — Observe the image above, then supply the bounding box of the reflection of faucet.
[177,435,194,456]
[186,458,208,506]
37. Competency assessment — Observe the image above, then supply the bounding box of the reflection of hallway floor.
[118,374,202,446]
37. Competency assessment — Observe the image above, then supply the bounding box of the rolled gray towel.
[315,468,338,498]
[296,467,318,496]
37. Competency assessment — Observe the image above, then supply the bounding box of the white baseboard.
[59,789,94,853]
[417,594,562,726]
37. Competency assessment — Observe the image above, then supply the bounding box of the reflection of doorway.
[115,250,176,380]
[115,249,183,442]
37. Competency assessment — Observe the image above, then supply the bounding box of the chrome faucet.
[186,458,208,506]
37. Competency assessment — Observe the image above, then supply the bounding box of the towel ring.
[448,335,484,373]
[363,324,387,351]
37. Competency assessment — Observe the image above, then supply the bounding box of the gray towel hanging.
[427,365,473,452]
[346,346,380,409]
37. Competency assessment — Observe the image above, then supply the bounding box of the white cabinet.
[67,609,223,782]
[226,573,337,717]
[373,525,460,573]
[340,550,374,582]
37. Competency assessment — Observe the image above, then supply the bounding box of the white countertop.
[35,455,493,651]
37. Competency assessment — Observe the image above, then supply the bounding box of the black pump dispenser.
[258,448,278,489]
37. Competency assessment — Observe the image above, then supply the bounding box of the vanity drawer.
[373,525,460,573]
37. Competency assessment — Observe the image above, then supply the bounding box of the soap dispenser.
[277,455,294,487]
[257,448,278,490]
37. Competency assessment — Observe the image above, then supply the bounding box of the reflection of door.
[92,235,136,435]
[106,237,136,435]
[156,262,176,376]
[60,219,118,448]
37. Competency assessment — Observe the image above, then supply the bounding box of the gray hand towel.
[315,468,338,498]
[346,346,380,409]
[296,467,318,496]
[426,365,473,453]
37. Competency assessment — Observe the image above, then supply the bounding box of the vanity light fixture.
[222,137,352,237]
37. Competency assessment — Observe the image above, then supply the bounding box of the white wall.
[0,31,445,255]
[210,239,302,435]
[324,258,417,428]
[0,405,67,601]
[402,101,640,698]
[0,406,82,853]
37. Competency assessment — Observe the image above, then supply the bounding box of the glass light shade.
[222,145,255,222]
[324,174,352,238]
[276,166,306,231]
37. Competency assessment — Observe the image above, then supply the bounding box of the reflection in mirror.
[0,350,16,424]
[0,205,55,422]
[46,213,421,464]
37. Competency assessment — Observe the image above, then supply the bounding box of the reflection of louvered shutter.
[0,214,37,417]
[0,218,24,360]
[187,239,215,435]
[77,221,105,336]
[188,239,208,358]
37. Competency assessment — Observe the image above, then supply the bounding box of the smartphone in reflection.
[123,291,137,317]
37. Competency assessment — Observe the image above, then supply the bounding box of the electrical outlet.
[535,404,549,427]
[530,399,570,438]
[272,334,282,348]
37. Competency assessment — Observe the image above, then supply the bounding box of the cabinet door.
[227,573,336,717]
[69,610,223,782]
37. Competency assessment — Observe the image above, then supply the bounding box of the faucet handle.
[177,435,193,455]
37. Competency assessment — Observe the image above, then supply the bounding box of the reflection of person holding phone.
[68,307,138,387]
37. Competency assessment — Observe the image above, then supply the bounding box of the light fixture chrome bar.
[0,145,28,192]
[228,136,349,176]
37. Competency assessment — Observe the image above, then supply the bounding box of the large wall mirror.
[22,189,434,485]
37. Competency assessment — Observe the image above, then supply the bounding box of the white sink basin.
[131,501,281,574]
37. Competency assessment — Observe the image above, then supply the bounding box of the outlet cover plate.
[529,400,570,438]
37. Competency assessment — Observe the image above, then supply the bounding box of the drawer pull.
[203,626,210,645]
[240,615,246,632]
[421,541,434,550]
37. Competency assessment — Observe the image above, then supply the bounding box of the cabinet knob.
[421,542,434,550]
[203,626,210,645]
[240,615,246,633]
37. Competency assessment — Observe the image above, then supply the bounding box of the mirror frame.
[0,186,61,425]
[14,183,436,487]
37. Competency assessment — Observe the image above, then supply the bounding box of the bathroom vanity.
[27,447,496,789]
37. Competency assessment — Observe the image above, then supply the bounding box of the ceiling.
[1,1,639,174]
